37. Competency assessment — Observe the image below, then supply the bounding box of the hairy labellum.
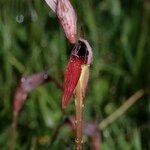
[45,0,57,12]
[57,0,77,44]
[62,38,93,108]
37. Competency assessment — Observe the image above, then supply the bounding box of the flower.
[13,71,49,113]
[62,38,93,108]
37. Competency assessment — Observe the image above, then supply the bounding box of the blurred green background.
[0,0,149,149]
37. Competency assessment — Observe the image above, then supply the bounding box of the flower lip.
[72,38,93,65]
[72,41,87,57]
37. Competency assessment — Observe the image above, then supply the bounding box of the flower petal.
[62,55,84,109]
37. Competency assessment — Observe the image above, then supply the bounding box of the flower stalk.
[74,64,89,150]
[74,82,83,150]
[10,111,18,150]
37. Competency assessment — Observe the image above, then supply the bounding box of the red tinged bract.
[45,0,77,44]
[62,55,84,109]
[57,0,77,44]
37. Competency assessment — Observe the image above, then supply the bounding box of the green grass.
[0,0,149,149]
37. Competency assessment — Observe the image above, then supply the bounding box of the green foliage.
[0,0,149,149]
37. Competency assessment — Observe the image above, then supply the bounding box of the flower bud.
[13,71,50,113]
[57,0,77,44]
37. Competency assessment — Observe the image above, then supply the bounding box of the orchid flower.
[62,37,93,109]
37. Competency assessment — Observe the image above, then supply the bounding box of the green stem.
[99,89,145,130]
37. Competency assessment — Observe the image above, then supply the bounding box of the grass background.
[0,0,149,149]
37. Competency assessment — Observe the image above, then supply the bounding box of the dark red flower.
[62,38,93,109]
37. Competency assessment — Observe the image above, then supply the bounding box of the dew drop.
[43,73,48,79]
[16,14,24,23]
[21,77,26,83]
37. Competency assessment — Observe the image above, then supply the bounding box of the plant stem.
[99,89,145,130]
[75,82,83,150]
[136,1,150,71]
[74,64,89,149]
[10,111,18,150]
[49,76,63,91]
